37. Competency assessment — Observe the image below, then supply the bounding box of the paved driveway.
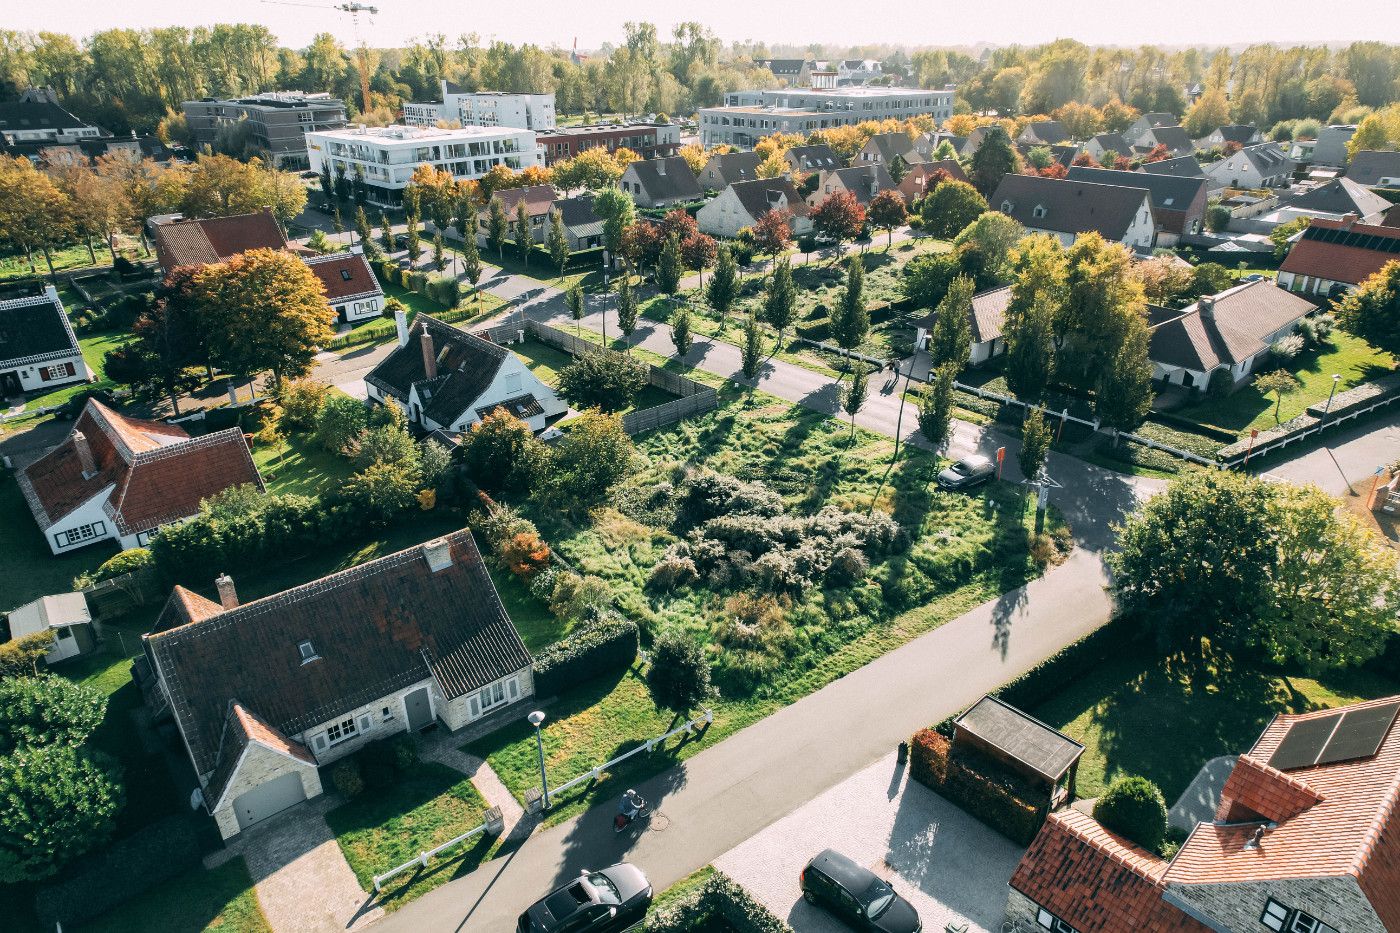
[715,751,1024,933]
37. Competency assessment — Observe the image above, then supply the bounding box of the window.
[1036,907,1077,933]
[478,680,506,712]
[56,627,74,640]
[382,705,393,721]
[340,268,353,281]
[1033,205,1047,219]
[55,521,106,549]
[298,641,319,664]
[325,716,358,744]
[39,362,76,382]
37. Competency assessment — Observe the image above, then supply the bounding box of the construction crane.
[261,1,379,114]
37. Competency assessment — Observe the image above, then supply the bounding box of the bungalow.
[754,59,813,86]
[1345,150,1400,188]
[1277,215,1400,297]
[914,284,1011,365]
[554,194,605,250]
[697,177,812,238]
[142,530,533,838]
[479,184,556,245]
[303,247,383,323]
[807,164,897,208]
[990,174,1156,251]
[365,310,566,435]
[897,160,970,205]
[1124,112,1178,148]
[618,156,703,208]
[1133,125,1195,158]
[1203,142,1293,191]
[16,398,264,554]
[783,144,843,176]
[1084,132,1133,165]
[1017,120,1070,147]
[1065,166,1207,246]
[1279,177,1390,224]
[1196,123,1263,149]
[6,592,97,664]
[1138,155,1206,180]
[1148,280,1316,389]
[1005,695,1400,933]
[151,208,290,274]
[0,285,89,400]
[697,151,763,190]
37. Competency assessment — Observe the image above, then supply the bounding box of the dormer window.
[1032,205,1047,219]
[298,640,319,664]
[1001,200,1014,212]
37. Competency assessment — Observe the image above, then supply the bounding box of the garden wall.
[1216,371,1400,465]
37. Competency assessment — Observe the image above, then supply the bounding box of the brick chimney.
[215,573,239,610]
[1340,213,1359,230]
[656,159,667,176]
[422,538,453,572]
[420,328,438,379]
[72,431,96,478]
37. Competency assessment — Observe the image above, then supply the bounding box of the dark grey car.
[517,863,653,933]
[935,454,995,490]
[800,849,921,932]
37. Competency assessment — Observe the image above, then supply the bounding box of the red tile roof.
[18,399,263,535]
[1009,809,1208,933]
[303,251,383,302]
[1279,217,1400,286]
[205,701,317,808]
[1216,754,1324,823]
[153,209,288,271]
[494,184,557,217]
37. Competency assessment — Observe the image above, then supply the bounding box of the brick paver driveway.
[715,750,1024,932]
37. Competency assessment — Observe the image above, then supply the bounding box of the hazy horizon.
[8,1,1400,52]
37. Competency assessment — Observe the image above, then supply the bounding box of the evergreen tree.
[546,207,570,282]
[671,305,694,357]
[460,219,483,309]
[566,280,586,336]
[969,124,1020,196]
[763,256,796,345]
[487,197,510,260]
[741,313,763,381]
[513,198,532,266]
[616,274,638,348]
[843,365,869,439]
[832,255,869,352]
[918,364,957,451]
[707,244,739,328]
[657,233,684,295]
[929,274,974,372]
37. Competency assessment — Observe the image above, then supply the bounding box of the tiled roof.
[303,251,383,302]
[1346,150,1400,187]
[0,100,93,134]
[146,529,531,776]
[0,287,81,368]
[818,164,896,205]
[917,285,1009,345]
[898,160,970,202]
[1139,156,1205,179]
[864,132,918,163]
[17,399,262,534]
[1020,121,1070,145]
[1213,124,1260,145]
[1009,810,1207,933]
[702,151,763,186]
[1066,166,1206,234]
[1143,126,1194,155]
[991,174,1151,241]
[205,701,317,808]
[729,177,809,221]
[476,393,543,420]
[1279,217,1400,285]
[1284,177,1391,220]
[1148,280,1315,372]
[784,144,843,173]
[555,194,604,236]
[1090,133,1133,157]
[624,157,703,202]
[364,314,509,427]
[152,209,287,270]
[1138,112,1178,128]
[495,184,557,218]
[1165,696,1400,917]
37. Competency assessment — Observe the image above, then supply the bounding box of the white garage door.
[234,771,307,831]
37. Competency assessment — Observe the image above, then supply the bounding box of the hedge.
[33,815,200,926]
[909,729,1044,846]
[644,872,791,933]
[532,613,639,697]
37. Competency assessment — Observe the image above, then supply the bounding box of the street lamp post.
[528,710,549,810]
[1321,373,1342,426]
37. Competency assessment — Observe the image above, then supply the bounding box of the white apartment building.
[700,86,953,147]
[403,81,555,132]
[305,124,542,208]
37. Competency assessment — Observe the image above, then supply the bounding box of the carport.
[952,695,1085,809]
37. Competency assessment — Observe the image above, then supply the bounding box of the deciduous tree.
[969,124,1020,196]
[928,273,974,371]
[843,365,869,439]
[557,351,647,412]
[657,233,684,296]
[1337,260,1400,358]
[920,179,987,239]
[868,189,908,248]
[1003,234,1066,402]
[1255,369,1302,422]
[1018,407,1052,481]
[681,232,717,287]
[487,196,510,261]
[706,243,739,327]
[741,313,763,380]
[810,190,866,255]
[752,208,792,269]
[547,410,634,508]
[831,255,869,352]
[546,207,570,282]
[0,745,122,883]
[763,256,796,345]
[918,364,956,450]
[513,198,532,266]
[671,305,693,357]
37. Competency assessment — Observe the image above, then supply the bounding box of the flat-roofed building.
[699,85,953,148]
[182,92,346,170]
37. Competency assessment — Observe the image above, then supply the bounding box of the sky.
[8,0,1400,51]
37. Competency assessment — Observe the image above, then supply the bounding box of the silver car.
[936,454,995,490]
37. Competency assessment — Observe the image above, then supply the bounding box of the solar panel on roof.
[1268,713,1342,770]
[1316,701,1400,766]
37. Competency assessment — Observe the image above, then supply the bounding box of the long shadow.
[798,381,844,418]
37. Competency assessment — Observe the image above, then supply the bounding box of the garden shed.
[953,695,1085,810]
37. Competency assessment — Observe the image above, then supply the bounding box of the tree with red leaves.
[1072,152,1100,167]
[811,190,866,257]
[621,222,663,273]
[867,190,908,248]
[1143,144,1170,163]
[752,208,793,271]
[1113,156,1134,170]
[1038,162,1069,178]
[681,232,718,287]
[658,208,699,243]
[1223,140,1243,155]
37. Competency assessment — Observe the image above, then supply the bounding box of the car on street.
[935,454,995,490]
[517,863,653,933]
[800,849,921,932]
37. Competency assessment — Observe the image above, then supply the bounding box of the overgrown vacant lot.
[469,385,1068,821]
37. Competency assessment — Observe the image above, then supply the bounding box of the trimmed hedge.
[645,872,791,933]
[1094,776,1168,853]
[532,613,639,697]
[33,815,200,926]
[910,729,1044,845]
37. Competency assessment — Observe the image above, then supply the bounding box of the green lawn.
[13,328,133,415]
[0,473,115,611]
[469,245,606,293]
[1173,332,1397,437]
[489,565,568,651]
[252,432,357,498]
[78,856,269,933]
[507,338,679,413]
[0,243,106,281]
[1031,654,1400,803]
[326,760,497,910]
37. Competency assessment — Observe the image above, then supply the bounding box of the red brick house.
[1006,696,1400,933]
[897,160,970,205]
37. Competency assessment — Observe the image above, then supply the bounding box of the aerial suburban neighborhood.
[5,7,1400,933]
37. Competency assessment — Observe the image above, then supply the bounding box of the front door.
[0,370,20,400]
[404,686,432,732]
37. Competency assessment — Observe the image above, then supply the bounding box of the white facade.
[1017,198,1156,252]
[306,124,543,208]
[697,186,812,238]
[0,286,90,398]
[448,90,555,132]
[700,86,953,148]
[402,101,447,126]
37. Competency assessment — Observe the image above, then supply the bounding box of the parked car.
[517,863,653,933]
[800,849,921,932]
[935,454,995,490]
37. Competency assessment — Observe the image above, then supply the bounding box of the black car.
[800,849,921,932]
[935,454,995,490]
[518,863,653,933]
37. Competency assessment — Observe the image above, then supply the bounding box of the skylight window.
[298,641,319,664]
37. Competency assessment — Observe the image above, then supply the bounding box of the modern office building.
[699,86,954,148]
[305,124,543,208]
[182,92,347,169]
[402,81,555,132]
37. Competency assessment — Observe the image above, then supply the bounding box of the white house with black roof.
[0,285,89,400]
[697,177,812,238]
[364,309,565,435]
[618,156,703,208]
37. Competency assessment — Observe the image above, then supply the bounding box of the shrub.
[644,872,792,933]
[356,739,400,790]
[0,675,106,753]
[315,393,370,454]
[31,815,200,927]
[336,461,419,526]
[0,745,123,882]
[388,733,418,770]
[475,500,540,551]
[88,547,154,584]
[1094,776,1168,853]
[538,570,612,621]
[647,554,699,592]
[908,729,1043,845]
[0,632,56,678]
[331,760,365,797]
[646,629,712,713]
[279,378,333,431]
[1206,367,1234,398]
[532,614,639,697]
[1271,333,1305,361]
[827,546,869,586]
[500,530,551,579]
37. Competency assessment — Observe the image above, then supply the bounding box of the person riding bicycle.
[619,788,645,820]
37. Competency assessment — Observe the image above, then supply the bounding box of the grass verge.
[77,856,269,933]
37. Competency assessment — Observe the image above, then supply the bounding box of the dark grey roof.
[1138,112,1177,128]
[991,174,1151,241]
[865,132,918,163]
[1138,155,1206,179]
[757,59,809,76]
[1066,166,1206,214]
[785,144,843,172]
[1149,279,1316,372]
[1346,150,1400,187]
[1214,124,1260,145]
[1285,178,1391,219]
[917,285,1009,344]
[624,157,702,202]
[1089,133,1132,158]
[703,151,763,185]
[0,287,80,368]
[728,177,809,220]
[1238,142,1291,174]
[823,164,896,204]
[1143,125,1194,155]
[955,695,1085,783]
[1020,121,1070,145]
[556,194,604,236]
[365,314,509,427]
[0,100,95,135]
